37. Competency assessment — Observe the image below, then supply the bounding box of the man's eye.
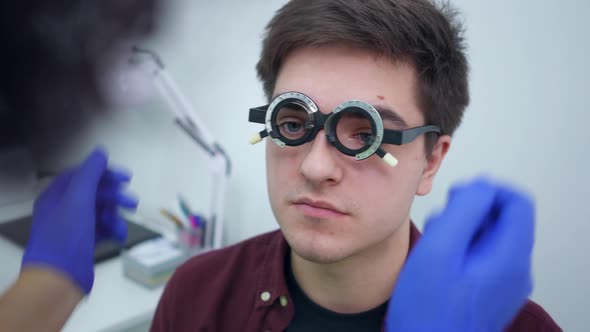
[353,132,373,142]
[278,118,306,138]
[282,121,303,133]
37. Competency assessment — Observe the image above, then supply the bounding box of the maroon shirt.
[150,224,561,332]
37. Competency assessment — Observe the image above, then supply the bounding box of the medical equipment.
[248,91,440,167]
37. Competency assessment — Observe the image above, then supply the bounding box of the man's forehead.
[272,46,424,125]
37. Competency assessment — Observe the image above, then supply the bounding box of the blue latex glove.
[386,178,535,332]
[21,148,138,294]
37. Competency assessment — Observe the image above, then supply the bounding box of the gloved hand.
[386,178,535,332]
[21,148,138,294]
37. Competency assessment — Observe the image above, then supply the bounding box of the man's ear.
[417,135,451,196]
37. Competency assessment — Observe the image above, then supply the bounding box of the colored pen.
[178,195,194,222]
[189,215,200,228]
[159,208,185,229]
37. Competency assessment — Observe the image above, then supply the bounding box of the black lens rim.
[326,106,379,157]
[270,98,315,146]
[329,100,385,160]
[264,91,318,148]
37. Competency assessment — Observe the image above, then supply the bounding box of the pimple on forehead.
[377,95,385,101]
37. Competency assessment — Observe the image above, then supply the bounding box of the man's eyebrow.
[372,104,408,128]
[267,95,409,126]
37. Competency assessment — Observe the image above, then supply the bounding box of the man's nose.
[299,130,343,187]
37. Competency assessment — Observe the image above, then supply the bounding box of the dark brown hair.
[0,0,162,148]
[256,0,470,155]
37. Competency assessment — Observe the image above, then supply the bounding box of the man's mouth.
[292,197,348,218]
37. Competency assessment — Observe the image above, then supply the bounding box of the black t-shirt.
[285,258,388,332]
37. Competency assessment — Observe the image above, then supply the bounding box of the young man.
[151,0,561,331]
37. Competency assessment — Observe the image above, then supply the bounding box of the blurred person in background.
[0,1,162,331]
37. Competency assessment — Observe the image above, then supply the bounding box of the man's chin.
[292,250,344,265]
[287,236,352,265]
[279,214,358,264]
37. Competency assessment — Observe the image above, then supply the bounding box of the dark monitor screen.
[0,216,161,263]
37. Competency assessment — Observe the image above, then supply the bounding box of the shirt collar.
[255,222,422,308]
[254,229,291,308]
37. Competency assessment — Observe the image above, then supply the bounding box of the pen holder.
[177,227,203,254]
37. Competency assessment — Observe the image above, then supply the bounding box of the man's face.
[266,45,447,264]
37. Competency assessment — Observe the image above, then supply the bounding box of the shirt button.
[280,295,288,307]
[260,291,271,302]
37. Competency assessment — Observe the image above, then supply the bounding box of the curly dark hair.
[0,0,162,148]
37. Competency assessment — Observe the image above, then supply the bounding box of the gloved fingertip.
[496,186,535,211]
[67,148,109,196]
[86,147,109,169]
[104,167,132,184]
[117,193,139,210]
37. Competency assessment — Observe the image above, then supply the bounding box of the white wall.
[26,0,590,330]
[421,1,589,330]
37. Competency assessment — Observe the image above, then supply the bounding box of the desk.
[0,236,165,332]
